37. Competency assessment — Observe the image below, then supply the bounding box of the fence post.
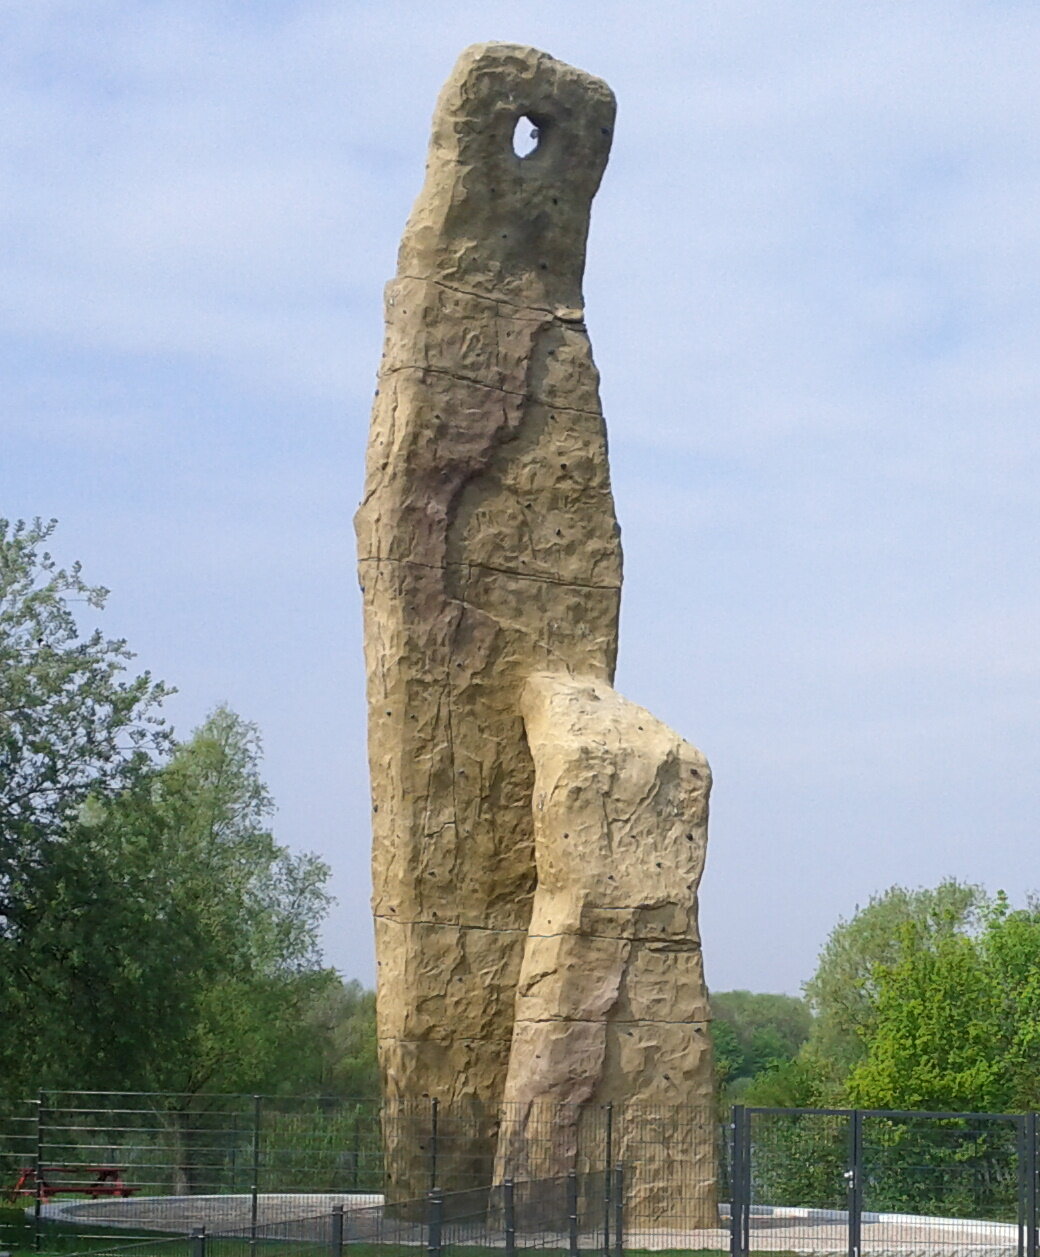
[729,1105,745,1257]
[429,1098,439,1195]
[567,1169,579,1257]
[191,1227,207,1257]
[1028,1112,1038,1257]
[602,1103,614,1257]
[427,1188,444,1257]
[504,1179,516,1257]
[331,1203,345,1257]
[1017,1117,1027,1257]
[33,1091,44,1254]
[250,1095,262,1256]
[847,1109,863,1257]
[612,1164,623,1257]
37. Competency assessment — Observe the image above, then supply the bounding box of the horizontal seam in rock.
[512,1017,711,1027]
[380,363,602,418]
[380,1035,515,1045]
[521,932,700,945]
[458,560,619,592]
[375,914,697,947]
[397,273,559,319]
[374,914,529,935]
[357,555,619,592]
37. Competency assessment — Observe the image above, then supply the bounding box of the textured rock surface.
[495,673,716,1225]
[356,41,716,1220]
[355,41,621,1198]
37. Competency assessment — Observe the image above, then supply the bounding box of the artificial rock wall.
[355,42,716,1226]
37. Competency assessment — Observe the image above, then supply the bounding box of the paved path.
[43,1195,1025,1255]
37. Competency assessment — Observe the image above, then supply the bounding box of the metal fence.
[0,1092,678,1254]
[44,1175,624,1257]
[731,1104,1034,1257]
[8,1094,1040,1257]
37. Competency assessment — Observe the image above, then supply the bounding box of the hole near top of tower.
[512,115,541,158]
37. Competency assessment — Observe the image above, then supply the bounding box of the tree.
[845,923,1006,1112]
[0,518,171,1097]
[846,894,1040,1114]
[3,709,336,1098]
[724,887,1040,1218]
[710,990,812,1092]
[800,879,982,1092]
[978,894,1040,1110]
[289,978,379,1099]
[0,516,170,912]
[104,706,334,1097]
[0,521,339,1116]
[838,897,1040,1220]
[741,1056,821,1107]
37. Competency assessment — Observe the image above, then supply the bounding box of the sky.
[4,1,1040,997]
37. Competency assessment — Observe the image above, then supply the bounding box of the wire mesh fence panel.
[377,1098,490,1215]
[433,1173,611,1257]
[613,1104,721,1246]
[46,1233,197,1257]
[736,1107,1033,1257]
[742,1108,852,1257]
[0,1092,750,1256]
[859,1111,1024,1257]
[0,1093,390,1253]
[256,1098,383,1195]
[0,1093,39,1191]
[38,1092,257,1197]
[495,1104,610,1183]
[0,1093,41,1250]
[339,1194,427,1249]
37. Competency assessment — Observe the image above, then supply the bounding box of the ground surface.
[35,1196,1025,1255]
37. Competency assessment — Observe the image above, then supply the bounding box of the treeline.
[717,878,1040,1115]
[712,881,1040,1220]
[0,518,377,1106]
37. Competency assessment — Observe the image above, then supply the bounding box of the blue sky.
[5,1,1040,995]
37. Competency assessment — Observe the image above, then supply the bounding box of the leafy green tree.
[735,886,1035,1219]
[112,706,334,1096]
[979,894,1040,1110]
[0,518,171,1097]
[838,898,1040,1220]
[710,1017,745,1087]
[4,708,336,1099]
[845,923,1006,1111]
[847,894,1040,1114]
[290,978,379,1099]
[710,990,812,1095]
[741,1056,821,1107]
[801,879,982,1093]
[0,521,340,1116]
[0,515,170,914]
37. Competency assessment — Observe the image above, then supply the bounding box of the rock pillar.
[355,41,717,1223]
[355,41,621,1200]
[495,673,716,1226]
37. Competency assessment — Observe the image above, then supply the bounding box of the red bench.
[7,1166,138,1201]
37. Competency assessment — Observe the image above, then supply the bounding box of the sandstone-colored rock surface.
[356,41,716,1222]
[495,674,716,1225]
[355,41,621,1199]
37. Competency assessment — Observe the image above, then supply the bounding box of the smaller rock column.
[496,672,717,1228]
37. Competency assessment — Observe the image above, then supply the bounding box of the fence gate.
[731,1106,1035,1257]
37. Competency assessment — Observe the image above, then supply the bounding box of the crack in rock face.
[355,41,717,1226]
